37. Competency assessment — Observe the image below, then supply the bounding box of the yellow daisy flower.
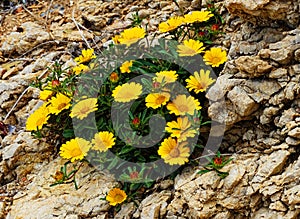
[158,137,190,165]
[167,94,201,116]
[106,188,127,206]
[177,39,205,56]
[145,92,170,109]
[73,64,89,75]
[26,103,49,131]
[74,48,96,64]
[186,69,215,93]
[59,137,91,162]
[203,47,227,67]
[120,60,133,73]
[112,82,142,102]
[92,131,116,152]
[70,98,98,120]
[48,93,71,115]
[154,70,178,84]
[39,89,53,101]
[183,10,214,24]
[118,27,146,46]
[165,117,197,142]
[158,16,184,33]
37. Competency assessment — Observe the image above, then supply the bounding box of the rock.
[269,201,287,212]
[243,80,281,103]
[139,191,172,219]
[283,185,300,205]
[285,137,300,146]
[269,68,288,79]
[227,86,259,117]
[225,0,300,26]
[288,127,300,139]
[7,157,116,218]
[223,165,246,191]
[251,150,290,190]
[235,56,272,78]
[1,22,50,55]
[115,202,136,219]
[270,49,294,65]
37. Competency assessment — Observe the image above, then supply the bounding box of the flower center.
[156,95,166,104]
[58,103,67,110]
[80,106,90,115]
[169,147,180,158]
[71,148,82,157]
[36,117,45,126]
[114,194,124,202]
[178,104,189,112]
[212,57,221,64]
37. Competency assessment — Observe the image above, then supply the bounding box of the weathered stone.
[225,0,300,26]
[270,49,294,65]
[269,201,287,212]
[227,86,259,116]
[139,191,171,219]
[285,137,300,146]
[235,56,272,78]
[288,127,300,139]
[115,202,136,219]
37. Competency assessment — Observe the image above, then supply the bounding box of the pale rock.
[2,143,23,160]
[227,86,259,116]
[1,22,50,55]
[0,201,5,218]
[206,73,244,101]
[258,49,271,59]
[290,64,300,76]
[192,201,216,219]
[234,56,272,78]
[115,202,136,219]
[283,185,300,205]
[284,82,299,100]
[139,191,171,219]
[260,107,280,124]
[251,207,284,219]
[288,127,300,139]
[285,137,300,146]
[212,211,232,219]
[225,0,300,26]
[244,80,281,103]
[269,68,288,79]
[294,49,300,62]
[275,108,298,128]
[176,0,190,10]
[269,201,287,212]
[251,150,290,189]
[270,49,294,65]
[223,165,246,191]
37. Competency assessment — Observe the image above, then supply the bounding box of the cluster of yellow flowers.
[111,69,214,165]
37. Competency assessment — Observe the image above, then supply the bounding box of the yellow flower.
[92,131,116,152]
[203,47,227,67]
[39,89,53,101]
[167,94,201,116]
[106,188,127,206]
[73,64,89,75]
[183,10,214,24]
[70,98,98,120]
[120,61,133,73]
[158,137,190,165]
[74,48,96,64]
[48,93,71,115]
[154,70,178,84]
[186,69,215,93]
[165,117,197,142]
[118,27,146,46]
[145,92,170,109]
[177,39,205,56]
[158,16,184,33]
[59,137,91,162]
[26,103,49,131]
[112,82,142,102]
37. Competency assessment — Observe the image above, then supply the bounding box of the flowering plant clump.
[27,2,230,211]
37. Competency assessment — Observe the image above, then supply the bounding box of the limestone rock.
[225,0,300,26]
[1,22,50,55]
[227,86,259,116]
[288,127,300,139]
[235,56,272,78]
